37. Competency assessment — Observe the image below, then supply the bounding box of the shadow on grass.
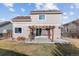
[0,48,28,56]
[51,43,79,56]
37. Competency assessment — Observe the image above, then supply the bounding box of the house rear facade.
[12,10,62,42]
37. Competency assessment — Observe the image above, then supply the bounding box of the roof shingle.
[12,16,31,22]
[31,10,62,15]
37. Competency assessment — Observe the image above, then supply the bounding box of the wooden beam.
[29,26,55,29]
[48,29,50,39]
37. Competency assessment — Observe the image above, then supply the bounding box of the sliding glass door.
[36,28,42,36]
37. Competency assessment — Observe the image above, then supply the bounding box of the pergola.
[29,26,55,29]
[28,25,55,41]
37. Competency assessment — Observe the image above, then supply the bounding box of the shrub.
[17,37,26,41]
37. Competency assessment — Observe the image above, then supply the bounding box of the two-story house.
[12,10,62,42]
[62,19,79,38]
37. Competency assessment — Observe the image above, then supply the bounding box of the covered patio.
[28,25,55,42]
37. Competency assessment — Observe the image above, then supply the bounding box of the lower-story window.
[15,28,22,33]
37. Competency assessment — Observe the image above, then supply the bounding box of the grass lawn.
[0,39,79,56]
[0,40,55,56]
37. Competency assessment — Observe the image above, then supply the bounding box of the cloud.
[28,3,32,6]
[44,3,59,10]
[70,5,74,9]
[74,3,79,8]
[9,8,15,12]
[0,18,6,21]
[63,12,67,15]
[63,11,74,19]
[3,3,15,12]
[63,12,69,19]
[21,8,26,12]
[70,11,74,15]
[3,3,14,8]
[16,14,20,16]
[35,3,45,10]
[63,15,69,19]
[35,3,59,10]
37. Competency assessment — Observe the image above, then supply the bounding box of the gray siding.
[0,23,12,33]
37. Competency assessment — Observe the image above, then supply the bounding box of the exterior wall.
[31,14,62,40]
[12,14,62,40]
[54,26,61,39]
[68,23,76,31]
[12,22,31,39]
[41,30,48,36]
[31,14,61,26]
[62,23,79,37]
[0,23,12,33]
[63,23,77,33]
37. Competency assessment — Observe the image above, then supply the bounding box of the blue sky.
[0,3,79,24]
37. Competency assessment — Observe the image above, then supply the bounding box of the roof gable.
[63,19,79,26]
[0,21,11,27]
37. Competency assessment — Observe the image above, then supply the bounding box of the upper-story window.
[15,28,22,33]
[39,14,45,20]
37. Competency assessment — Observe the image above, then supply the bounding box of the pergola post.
[50,26,55,42]
[29,27,35,41]
[48,29,50,39]
[50,29,53,41]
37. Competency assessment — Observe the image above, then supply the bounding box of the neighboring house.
[62,19,79,38]
[0,21,12,38]
[11,10,62,42]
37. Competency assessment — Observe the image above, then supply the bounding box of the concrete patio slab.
[25,36,70,43]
